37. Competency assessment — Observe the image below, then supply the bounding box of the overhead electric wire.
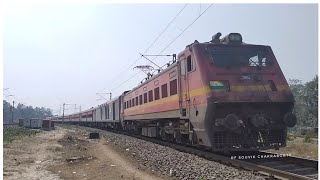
[110,71,141,92]
[144,3,188,54]
[99,3,188,93]
[108,4,214,92]
[153,4,213,61]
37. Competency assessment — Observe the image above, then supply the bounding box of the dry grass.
[267,135,318,160]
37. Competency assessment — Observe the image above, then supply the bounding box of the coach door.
[112,102,116,120]
[179,57,190,119]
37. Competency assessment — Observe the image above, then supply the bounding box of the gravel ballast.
[70,126,264,180]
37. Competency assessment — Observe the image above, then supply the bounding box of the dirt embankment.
[4,128,65,179]
[4,126,165,180]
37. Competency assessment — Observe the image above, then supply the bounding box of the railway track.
[132,134,317,180]
[243,152,318,180]
[117,130,318,180]
[67,124,319,180]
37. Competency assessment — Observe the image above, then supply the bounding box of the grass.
[268,132,318,160]
[3,127,40,143]
[281,141,317,160]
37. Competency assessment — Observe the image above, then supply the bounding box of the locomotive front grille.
[212,130,286,151]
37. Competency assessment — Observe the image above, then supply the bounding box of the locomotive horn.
[211,32,222,43]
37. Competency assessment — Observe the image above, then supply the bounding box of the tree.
[2,100,53,123]
[3,100,12,123]
[288,75,318,127]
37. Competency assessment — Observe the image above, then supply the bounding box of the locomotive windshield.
[209,46,272,67]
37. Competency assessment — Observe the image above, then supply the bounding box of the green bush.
[3,127,40,143]
[304,135,312,143]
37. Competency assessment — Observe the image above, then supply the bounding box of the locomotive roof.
[185,41,269,50]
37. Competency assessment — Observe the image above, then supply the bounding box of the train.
[50,32,297,152]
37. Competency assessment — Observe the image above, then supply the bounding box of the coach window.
[187,55,193,72]
[100,107,103,120]
[154,87,160,100]
[161,84,168,98]
[105,106,108,119]
[144,93,148,103]
[135,97,138,106]
[107,105,109,119]
[139,95,142,105]
[170,79,178,95]
[149,90,153,102]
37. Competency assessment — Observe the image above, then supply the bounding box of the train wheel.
[167,133,173,142]
[174,131,182,143]
[190,131,198,145]
[160,129,167,141]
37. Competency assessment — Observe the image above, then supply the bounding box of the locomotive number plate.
[241,75,251,80]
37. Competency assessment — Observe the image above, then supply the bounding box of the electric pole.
[11,101,15,124]
[62,103,76,125]
[62,103,65,124]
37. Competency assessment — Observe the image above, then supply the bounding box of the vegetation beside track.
[3,127,40,143]
[267,130,318,160]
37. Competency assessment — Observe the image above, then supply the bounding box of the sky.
[3,3,318,115]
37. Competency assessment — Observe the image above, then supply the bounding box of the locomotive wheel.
[160,129,167,141]
[190,131,198,145]
[174,131,182,143]
[167,133,174,142]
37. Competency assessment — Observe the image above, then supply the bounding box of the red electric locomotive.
[52,32,296,152]
[122,32,296,151]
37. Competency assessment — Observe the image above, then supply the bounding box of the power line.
[110,71,142,92]
[99,4,188,93]
[107,4,213,92]
[144,3,188,54]
[153,4,214,61]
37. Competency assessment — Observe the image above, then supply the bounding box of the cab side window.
[187,55,192,72]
